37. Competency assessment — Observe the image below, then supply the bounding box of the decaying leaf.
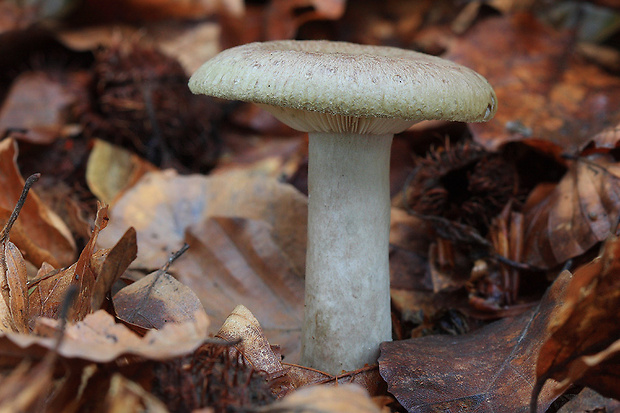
[447,13,620,154]
[557,387,620,413]
[378,270,571,413]
[0,354,57,412]
[0,138,75,268]
[114,269,205,330]
[29,208,136,323]
[102,373,170,413]
[216,305,287,378]
[534,234,620,403]
[17,309,210,363]
[86,139,156,205]
[179,216,304,362]
[216,305,385,398]
[523,156,620,268]
[97,169,307,275]
[0,71,79,145]
[0,242,28,334]
[257,384,382,413]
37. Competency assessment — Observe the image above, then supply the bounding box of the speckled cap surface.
[189,40,497,133]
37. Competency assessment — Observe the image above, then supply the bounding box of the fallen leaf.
[557,387,620,413]
[216,305,288,377]
[28,210,136,322]
[0,242,28,333]
[90,227,137,312]
[86,139,156,206]
[77,0,243,22]
[523,155,620,268]
[534,234,620,401]
[114,269,206,330]
[447,13,620,154]
[378,270,571,413]
[97,169,307,275]
[0,138,75,268]
[12,309,210,363]
[101,373,169,413]
[257,384,382,413]
[178,216,304,362]
[0,354,57,412]
[0,71,78,144]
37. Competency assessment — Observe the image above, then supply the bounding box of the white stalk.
[301,132,393,374]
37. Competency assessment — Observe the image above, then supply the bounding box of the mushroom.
[189,40,497,374]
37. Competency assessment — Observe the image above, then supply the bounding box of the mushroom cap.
[189,40,497,134]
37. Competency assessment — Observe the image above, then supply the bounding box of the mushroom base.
[302,132,393,374]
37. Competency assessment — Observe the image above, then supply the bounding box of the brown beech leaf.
[29,206,109,322]
[9,309,210,363]
[178,216,304,362]
[0,354,56,412]
[378,270,571,413]
[0,71,78,145]
[557,388,620,413]
[114,269,206,330]
[523,156,620,268]
[90,227,137,312]
[447,13,620,154]
[77,0,243,22]
[534,235,620,402]
[0,138,75,268]
[257,384,382,413]
[101,374,169,413]
[588,123,620,151]
[86,139,156,206]
[97,169,307,275]
[0,242,28,333]
[29,210,136,322]
[262,0,346,39]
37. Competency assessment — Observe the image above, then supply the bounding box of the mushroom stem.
[302,131,393,374]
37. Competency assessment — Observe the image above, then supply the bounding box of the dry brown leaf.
[102,373,169,413]
[257,384,382,413]
[523,156,620,268]
[589,123,620,150]
[216,305,287,377]
[216,306,385,398]
[29,210,136,323]
[86,139,156,205]
[0,354,57,412]
[534,234,620,402]
[97,169,307,275]
[0,71,78,145]
[557,387,620,413]
[447,13,620,154]
[12,309,210,363]
[77,0,243,22]
[178,216,304,362]
[90,227,138,312]
[0,242,28,333]
[378,270,571,413]
[114,269,205,330]
[0,138,75,268]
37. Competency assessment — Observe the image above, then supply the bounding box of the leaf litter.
[0,1,619,412]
